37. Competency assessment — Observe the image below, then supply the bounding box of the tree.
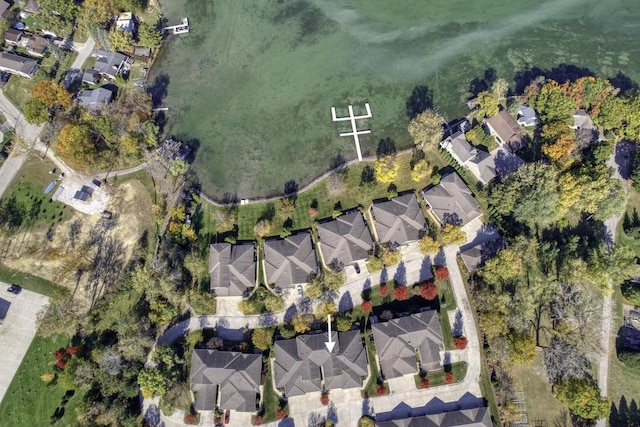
[434,266,449,280]
[374,156,398,183]
[444,372,455,384]
[508,332,536,365]
[410,158,430,182]
[80,0,116,26]
[56,123,98,169]
[168,158,189,178]
[381,248,401,266]
[418,235,440,255]
[138,368,167,397]
[454,337,468,349]
[238,300,259,315]
[36,296,81,338]
[24,99,49,124]
[31,81,72,109]
[480,248,523,285]
[40,0,78,17]
[530,81,575,123]
[253,219,272,238]
[138,23,163,49]
[476,91,499,118]
[542,134,576,165]
[553,379,610,420]
[407,108,443,146]
[441,224,466,246]
[315,300,337,320]
[491,78,509,101]
[361,300,372,313]
[280,324,296,339]
[251,328,275,351]
[119,134,140,155]
[264,294,285,312]
[479,312,508,341]
[379,283,389,296]
[323,270,346,291]
[419,282,438,300]
[394,285,409,301]
[327,173,346,196]
[336,313,352,332]
[291,314,312,334]
[544,337,591,383]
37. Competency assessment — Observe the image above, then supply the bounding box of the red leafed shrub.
[420,378,430,389]
[454,336,468,350]
[276,409,287,419]
[361,300,372,313]
[308,208,318,218]
[419,282,438,300]
[376,385,387,395]
[214,416,222,425]
[445,372,455,384]
[66,346,79,355]
[252,415,263,425]
[394,285,409,301]
[320,393,329,405]
[379,283,389,296]
[434,266,449,280]
[183,414,196,425]
[53,348,66,360]
[55,359,67,369]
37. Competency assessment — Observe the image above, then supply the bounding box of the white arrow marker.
[325,314,335,352]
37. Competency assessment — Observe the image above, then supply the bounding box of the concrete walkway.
[149,231,485,427]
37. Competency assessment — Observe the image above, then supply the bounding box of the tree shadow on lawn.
[406,85,434,119]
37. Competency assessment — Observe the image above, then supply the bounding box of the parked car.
[7,284,21,294]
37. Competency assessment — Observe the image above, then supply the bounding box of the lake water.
[151,0,640,199]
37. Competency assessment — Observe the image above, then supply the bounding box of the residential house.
[26,36,48,57]
[3,28,23,45]
[422,172,481,227]
[459,237,504,273]
[517,104,538,127]
[440,131,496,184]
[570,109,595,130]
[209,242,256,297]
[93,49,128,79]
[0,52,37,78]
[317,211,373,270]
[0,298,10,324]
[77,88,113,111]
[485,110,526,151]
[116,12,135,33]
[0,0,9,17]
[371,193,426,247]
[376,407,492,427]
[273,330,368,396]
[263,231,317,290]
[82,69,100,84]
[190,350,262,413]
[372,311,444,378]
[23,0,41,14]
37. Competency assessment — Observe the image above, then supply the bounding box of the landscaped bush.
[359,415,376,427]
[434,266,449,280]
[379,283,389,296]
[361,301,372,313]
[276,409,287,419]
[445,372,455,384]
[419,378,430,389]
[394,285,409,301]
[252,415,263,425]
[618,350,640,370]
[308,207,318,218]
[381,249,402,267]
[454,337,468,350]
[320,393,329,405]
[419,282,438,300]
[367,256,383,272]
[622,281,640,306]
[184,413,196,425]
[376,384,387,395]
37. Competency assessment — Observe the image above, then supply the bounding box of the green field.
[152,0,640,199]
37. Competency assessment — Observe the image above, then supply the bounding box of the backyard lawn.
[0,264,64,297]
[0,334,82,427]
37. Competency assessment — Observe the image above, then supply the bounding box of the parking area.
[0,282,49,404]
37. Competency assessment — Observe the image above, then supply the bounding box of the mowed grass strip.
[0,334,82,427]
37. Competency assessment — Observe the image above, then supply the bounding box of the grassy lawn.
[0,334,83,427]
[262,354,285,423]
[81,55,97,71]
[2,154,73,231]
[4,67,47,110]
[512,353,569,426]
[413,362,467,388]
[0,264,65,297]
[204,149,443,241]
[361,331,389,398]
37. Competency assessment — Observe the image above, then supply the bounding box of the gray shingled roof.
[466,150,496,184]
[376,407,492,427]
[209,243,256,297]
[485,110,525,150]
[264,232,317,289]
[422,173,481,226]
[372,311,444,378]
[93,50,128,78]
[572,109,595,130]
[0,52,37,77]
[440,131,477,165]
[190,350,261,413]
[274,330,368,397]
[372,193,426,246]
[459,238,504,273]
[317,211,373,268]
[77,88,113,111]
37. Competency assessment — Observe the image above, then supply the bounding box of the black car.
[7,284,21,294]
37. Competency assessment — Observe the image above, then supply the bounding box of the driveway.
[70,37,95,70]
[0,283,49,404]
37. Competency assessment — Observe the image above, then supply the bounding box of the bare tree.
[326,173,346,196]
[544,337,591,383]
